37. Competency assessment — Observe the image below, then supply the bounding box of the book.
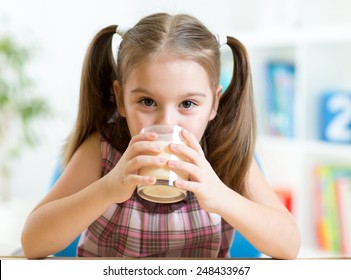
[320,90,351,144]
[335,175,351,256]
[266,61,295,138]
[313,165,351,255]
[274,187,293,213]
[313,166,340,252]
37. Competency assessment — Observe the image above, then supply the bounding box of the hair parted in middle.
[64,12,256,196]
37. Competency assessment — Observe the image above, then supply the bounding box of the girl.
[21,13,300,259]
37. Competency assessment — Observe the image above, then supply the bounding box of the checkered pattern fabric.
[77,132,234,257]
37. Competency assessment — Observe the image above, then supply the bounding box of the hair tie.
[116,25,130,37]
[215,33,227,47]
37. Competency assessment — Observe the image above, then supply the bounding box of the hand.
[105,132,167,203]
[167,129,228,213]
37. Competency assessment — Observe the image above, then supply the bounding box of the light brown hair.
[64,13,256,196]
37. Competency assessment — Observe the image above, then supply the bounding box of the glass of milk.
[137,124,188,203]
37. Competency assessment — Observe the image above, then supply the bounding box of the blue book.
[266,62,295,138]
[320,91,351,143]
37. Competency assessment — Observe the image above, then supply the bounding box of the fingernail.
[169,143,178,151]
[175,180,184,187]
[148,176,156,184]
[148,132,158,139]
[168,160,177,167]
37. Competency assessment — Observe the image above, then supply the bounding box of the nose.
[155,107,177,126]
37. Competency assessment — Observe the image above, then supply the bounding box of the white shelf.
[304,140,351,160]
[248,20,351,257]
[258,136,351,161]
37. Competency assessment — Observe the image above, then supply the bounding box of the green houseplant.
[0,34,49,200]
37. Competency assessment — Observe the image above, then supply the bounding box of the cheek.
[125,117,144,136]
[126,115,152,136]
[192,111,215,141]
[132,124,146,136]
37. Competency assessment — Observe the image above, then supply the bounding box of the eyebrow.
[130,87,208,98]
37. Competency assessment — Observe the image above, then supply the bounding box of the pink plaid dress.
[77,133,234,257]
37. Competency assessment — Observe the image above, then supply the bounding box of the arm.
[169,130,301,259]
[216,161,301,259]
[21,132,114,258]
[21,131,167,259]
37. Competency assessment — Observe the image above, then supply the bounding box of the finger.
[127,155,167,172]
[125,174,156,187]
[173,178,200,193]
[169,143,199,165]
[167,159,201,182]
[180,129,204,155]
[128,131,158,147]
[126,139,162,160]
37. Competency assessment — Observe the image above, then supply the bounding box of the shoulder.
[71,131,102,169]
[82,131,101,148]
[63,131,103,185]
[34,132,104,208]
[65,132,101,166]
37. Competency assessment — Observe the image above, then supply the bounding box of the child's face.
[115,56,221,141]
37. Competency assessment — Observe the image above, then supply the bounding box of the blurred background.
[1,0,351,257]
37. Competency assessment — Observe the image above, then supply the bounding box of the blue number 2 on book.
[320,91,351,143]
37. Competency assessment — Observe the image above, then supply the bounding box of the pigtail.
[205,36,256,196]
[63,25,118,165]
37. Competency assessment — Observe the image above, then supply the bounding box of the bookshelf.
[235,25,351,257]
